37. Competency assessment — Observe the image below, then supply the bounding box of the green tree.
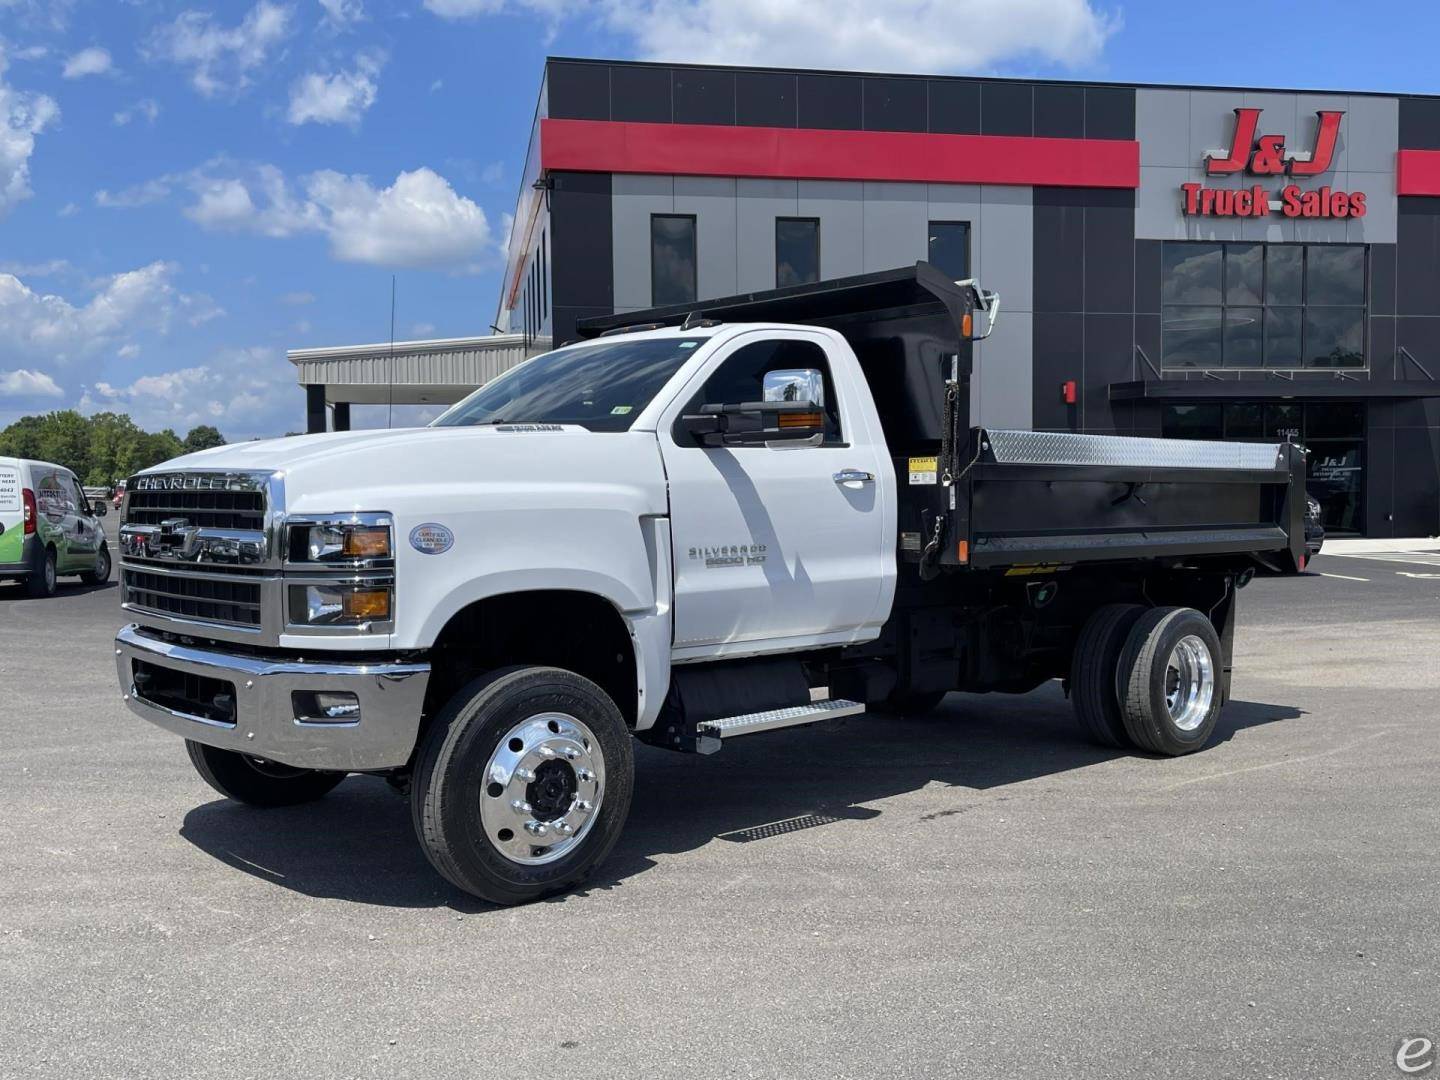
[0,411,196,482]
[182,425,226,453]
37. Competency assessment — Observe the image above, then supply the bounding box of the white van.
[0,457,111,598]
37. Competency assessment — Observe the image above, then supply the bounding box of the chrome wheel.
[479,712,604,866]
[1164,634,1215,732]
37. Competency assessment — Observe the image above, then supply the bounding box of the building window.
[776,217,820,287]
[651,214,697,306]
[928,221,971,280]
[1161,242,1366,370]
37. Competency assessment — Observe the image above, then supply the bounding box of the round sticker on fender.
[409,523,454,555]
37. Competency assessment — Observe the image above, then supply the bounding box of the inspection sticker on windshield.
[610,405,633,415]
[908,456,938,485]
[409,523,454,555]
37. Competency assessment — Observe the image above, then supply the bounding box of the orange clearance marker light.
[343,588,391,620]
[961,313,973,338]
[777,411,823,429]
[343,527,390,558]
[956,540,970,564]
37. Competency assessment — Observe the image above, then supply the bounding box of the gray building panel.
[1347,95,1399,172]
[973,310,1033,431]
[676,175,739,300]
[797,180,864,280]
[862,181,929,272]
[978,185,1033,315]
[611,173,674,309]
[1137,88,1190,167]
[736,179,799,291]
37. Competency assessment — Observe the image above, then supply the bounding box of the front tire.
[186,741,347,806]
[411,666,634,906]
[1117,607,1223,756]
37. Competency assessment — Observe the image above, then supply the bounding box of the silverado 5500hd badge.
[688,543,768,568]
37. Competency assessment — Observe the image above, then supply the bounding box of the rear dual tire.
[1072,604,1222,756]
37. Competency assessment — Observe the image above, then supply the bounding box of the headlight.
[290,583,392,626]
[289,517,392,564]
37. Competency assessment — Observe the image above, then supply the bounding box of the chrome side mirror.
[762,368,824,408]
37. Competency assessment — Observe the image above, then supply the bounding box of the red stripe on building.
[541,118,1140,189]
[1397,149,1440,196]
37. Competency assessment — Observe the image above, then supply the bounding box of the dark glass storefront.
[1162,401,1365,533]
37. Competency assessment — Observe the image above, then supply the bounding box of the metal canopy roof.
[288,334,536,406]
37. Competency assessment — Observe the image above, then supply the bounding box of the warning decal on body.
[907,456,938,485]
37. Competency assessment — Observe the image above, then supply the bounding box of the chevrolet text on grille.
[132,474,257,492]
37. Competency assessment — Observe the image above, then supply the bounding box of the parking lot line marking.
[1319,572,1369,582]
[1160,731,1391,792]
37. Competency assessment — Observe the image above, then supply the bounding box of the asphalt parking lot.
[2,542,1438,1079]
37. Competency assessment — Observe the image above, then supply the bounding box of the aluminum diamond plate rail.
[982,430,1285,471]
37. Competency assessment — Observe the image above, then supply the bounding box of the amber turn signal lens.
[342,588,391,620]
[342,526,391,558]
[961,312,973,338]
[777,411,823,429]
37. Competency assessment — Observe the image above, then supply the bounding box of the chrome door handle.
[833,469,875,484]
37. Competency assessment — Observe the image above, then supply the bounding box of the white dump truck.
[114,265,1304,905]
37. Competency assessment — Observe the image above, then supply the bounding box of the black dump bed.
[577,263,1307,575]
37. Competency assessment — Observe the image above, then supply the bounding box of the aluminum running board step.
[694,698,865,753]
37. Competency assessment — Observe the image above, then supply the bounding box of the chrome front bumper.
[114,623,430,771]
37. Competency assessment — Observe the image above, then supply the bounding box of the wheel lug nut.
[561,746,580,760]
[537,745,556,758]
[511,799,531,815]
[575,800,593,814]
[556,822,574,836]
[514,767,536,782]
[524,821,549,837]
[578,769,594,782]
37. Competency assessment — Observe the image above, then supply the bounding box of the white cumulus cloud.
[113,98,160,126]
[62,45,113,78]
[0,367,63,398]
[145,1,292,97]
[0,48,59,217]
[426,0,1115,71]
[80,346,303,440]
[286,50,383,126]
[317,0,365,28]
[0,262,219,366]
[148,161,495,271]
[304,167,491,269]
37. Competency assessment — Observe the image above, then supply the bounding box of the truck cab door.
[658,331,892,657]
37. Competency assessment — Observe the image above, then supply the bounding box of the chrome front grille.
[119,470,282,642]
[122,567,264,628]
[125,489,265,530]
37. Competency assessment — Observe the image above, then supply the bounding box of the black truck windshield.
[432,337,705,432]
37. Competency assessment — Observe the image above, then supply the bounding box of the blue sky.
[0,0,1430,437]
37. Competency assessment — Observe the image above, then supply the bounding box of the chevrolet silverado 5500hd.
[114,264,1305,905]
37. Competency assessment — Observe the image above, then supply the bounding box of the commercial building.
[496,57,1440,537]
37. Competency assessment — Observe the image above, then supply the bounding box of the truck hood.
[155,426,479,473]
[141,425,670,518]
